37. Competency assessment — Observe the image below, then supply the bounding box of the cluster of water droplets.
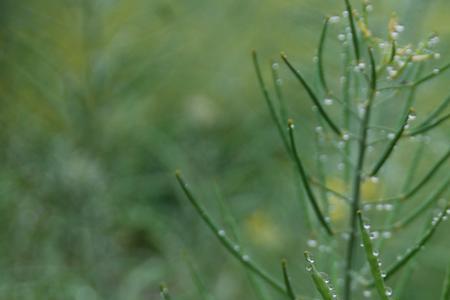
[305,253,338,299]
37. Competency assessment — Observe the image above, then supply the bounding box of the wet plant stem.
[343,49,376,300]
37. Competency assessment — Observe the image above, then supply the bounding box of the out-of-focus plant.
[173,0,449,299]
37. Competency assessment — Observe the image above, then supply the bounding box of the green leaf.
[281,259,297,300]
[357,212,391,300]
[304,251,338,300]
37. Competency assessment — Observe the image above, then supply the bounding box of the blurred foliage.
[0,0,448,299]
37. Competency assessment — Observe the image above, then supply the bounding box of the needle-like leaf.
[370,108,413,176]
[370,205,450,284]
[287,119,334,235]
[281,259,296,300]
[318,17,331,94]
[304,251,338,300]
[175,171,287,295]
[358,212,391,300]
[344,0,360,61]
[281,53,342,137]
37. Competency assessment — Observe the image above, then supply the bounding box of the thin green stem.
[318,17,330,94]
[175,171,287,296]
[419,94,450,127]
[357,212,390,300]
[391,175,450,230]
[281,259,297,300]
[413,63,450,87]
[287,119,334,236]
[344,47,376,300]
[281,53,342,137]
[253,51,290,152]
[369,108,413,176]
[442,261,450,300]
[376,148,450,203]
[305,251,337,300]
[370,205,449,284]
[407,113,450,137]
[344,0,360,62]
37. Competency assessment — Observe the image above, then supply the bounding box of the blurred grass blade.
[389,40,396,64]
[419,94,450,127]
[271,59,289,126]
[281,53,342,137]
[160,284,172,300]
[357,212,391,300]
[175,171,287,295]
[281,259,296,300]
[344,0,360,61]
[252,50,290,152]
[370,108,413,176]
[403,148,450,199]
[287,119,334,235]
[304,251,338,300]
[413,63,450,86]
[407,113,450,137]
[442,262,450,300]
[392,175,450,230]
[381,205,450,283]
[182,252,211,300]
[318,17,330,94]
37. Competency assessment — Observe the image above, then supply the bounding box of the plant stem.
[343,48,376,300]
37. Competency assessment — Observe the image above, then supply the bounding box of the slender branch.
[344,47,377,300]
[344,0,360,62]
[413,62,450,87]
[253,50,290,152]
[281,259,296,300]
[406,113,450,137]
[318,17,330,94]
[281,53,342,137]
[369,108,413,176]
[418,94,450,128]
[370,205,450,284]
[175,171,287,295]
[287,119,334,235]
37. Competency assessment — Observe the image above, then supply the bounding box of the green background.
[0,0,448,299]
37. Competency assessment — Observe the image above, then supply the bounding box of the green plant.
[171,1,450,299]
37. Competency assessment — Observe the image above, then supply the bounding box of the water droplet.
[218,229,226,236]
[342,10,349,18]
[242,254,250,262]
[366,4,373,12]
[433,68,440,75]
[306,255,315,264]
[383,204,393,211]
[272,62,279,70]
[324,98,334,106]
[338,34,346,41]
[370,231,379,240]
[313,56,319,63]
[385,286,393,296]
[306,265,312,271]
[391,31,399,40]
[276,78,283,86]
[329,16,340,23]
[342,133,350,141]
[363,289,372,298]
[387,133,396,140]
[233,245,241,251]
[364,223,371,230]
[434,53,441,59]
[370,176,379,183]
[395,25,405,32]
[307,239,318,248]
[315,126,323,133]
[373,250,379,257]
[381,271,387,278]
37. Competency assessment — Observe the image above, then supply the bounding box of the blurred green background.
[0,0,449,299]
